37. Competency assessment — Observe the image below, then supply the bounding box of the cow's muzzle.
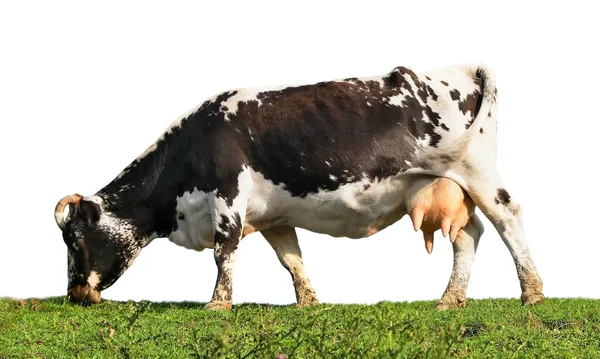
[68,284,101,304]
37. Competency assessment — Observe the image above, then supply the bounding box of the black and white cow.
[54,64,544,310]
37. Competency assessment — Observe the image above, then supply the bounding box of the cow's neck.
[96,137,182,240]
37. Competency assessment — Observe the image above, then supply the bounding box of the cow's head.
[54,194,142,304]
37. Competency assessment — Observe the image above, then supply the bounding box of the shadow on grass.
[12,296,305,313]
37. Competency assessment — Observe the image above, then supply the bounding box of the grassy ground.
[0,297,599,358]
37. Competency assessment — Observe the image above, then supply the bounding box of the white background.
[1,1,598,305]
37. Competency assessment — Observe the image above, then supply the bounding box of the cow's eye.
[177,213,185,220]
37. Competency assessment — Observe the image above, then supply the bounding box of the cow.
[54,64,544,310]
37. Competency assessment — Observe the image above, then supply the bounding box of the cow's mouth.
[68,284,101,304]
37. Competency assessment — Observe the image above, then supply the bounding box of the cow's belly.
[168,170,414,251]
[246,169,411,238]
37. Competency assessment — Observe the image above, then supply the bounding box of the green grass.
[0,297,599,358]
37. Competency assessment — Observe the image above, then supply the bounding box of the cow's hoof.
[296,296,319,308]
[521,291,544,306]
[204,301,232,311]
[435,298,467,311]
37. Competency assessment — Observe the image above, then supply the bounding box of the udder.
[405,177,475,254]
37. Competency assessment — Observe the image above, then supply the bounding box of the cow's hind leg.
[205,171,253,311]
[436,213,484,310]
[262,226,319,307]
[460,168,544,305]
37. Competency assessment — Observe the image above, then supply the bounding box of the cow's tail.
[459,65,496,151]
[421,65,497,172]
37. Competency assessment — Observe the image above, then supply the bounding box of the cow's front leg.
[261,226,319,307]
[205,232,240,310]
[436,213,484,310]
[205,174,252,310]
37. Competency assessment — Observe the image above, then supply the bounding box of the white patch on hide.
[87,271,101,289]
[169,188,214,251]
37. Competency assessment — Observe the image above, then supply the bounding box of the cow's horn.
[54,194,83,230]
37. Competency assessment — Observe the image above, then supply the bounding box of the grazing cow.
[54,64,544,310]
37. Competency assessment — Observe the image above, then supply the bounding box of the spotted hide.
[54,64,544,310]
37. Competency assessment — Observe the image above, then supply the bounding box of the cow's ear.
[78,200,102,226]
